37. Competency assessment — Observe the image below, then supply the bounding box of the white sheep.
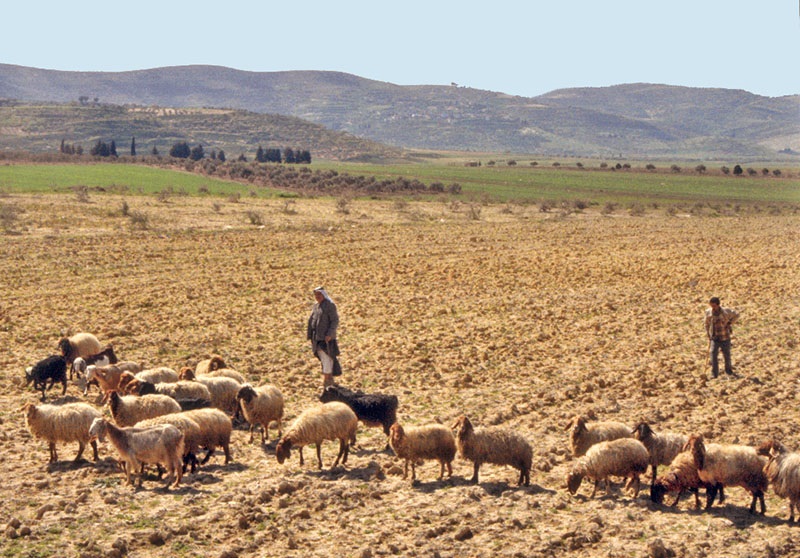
[275,402,358,469]
[180,407,233,465]
[389,422,456,482]
[566,438,649,498]
[236,383,284,444]
[89,418,184,489]
[757,439,800,522]
[632,421,688,485]
[135,367,179,384]
[451,415,532,486]
[566,415,632,458]
[21,402,102,463]
[107,391,181,427]
[58,332,102,379]
[203,367,246,384]
[686,434,767,514]
[190,374,241,416]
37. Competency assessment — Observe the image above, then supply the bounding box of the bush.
[128,210,149,230]
[0,203,20,232]
[245,210,264,226]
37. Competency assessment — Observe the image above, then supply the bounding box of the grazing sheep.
[135,413,204,473]
[135,367,179,384]
[451,415,532,486]
[181,408,233,465]
[21,402,102,463]
[25,355,67,401]
[185,374,240,416]
[126,379,213,402]
[757,439,800,522]
[566,415,633,458]
[236,383,284,444]
[74,345,120,393]
[203,367,246,384]
[58,333,102,379]
[107,391,181,427]
[275,402,358,469]
[194,355,227,376]
[686,434,767,514]
[89,418,184,489]
[319,384,399,449]
[651,449,725,509]
[389,422,456,482]
[632,421,688,485]
[566,438,649,498]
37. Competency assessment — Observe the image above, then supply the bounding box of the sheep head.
[632,422,653,441]
[388,423,404,446]
[565,471,583,495]
[451,415,473,441]
[650,480,668,504]
[208,355,226,371]
[24,366,34,386]
[685,434,705,470]
[756,439,786,458]
[566,416,587,435]
[57,338,72,357]
[275,438,292,464]
[236,384,257,404]
[88,418,107,443]
[178,367,195,381]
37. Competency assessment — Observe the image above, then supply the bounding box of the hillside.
[1,64,798,159]
[0,101,402,162]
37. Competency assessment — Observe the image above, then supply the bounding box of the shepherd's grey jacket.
[307,299,339,341]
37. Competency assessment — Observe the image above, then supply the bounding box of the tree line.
[60,138,311,164]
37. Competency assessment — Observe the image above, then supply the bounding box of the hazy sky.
[4,1,798,98]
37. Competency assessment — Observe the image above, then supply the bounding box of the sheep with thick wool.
[89,417,184,489]
[451,415,532,486]
[389,422,456,482]
[135,367,179,384]
[757,439,800,522]
[236,383,284,444]
[58,332,102,379]
[566,438,649,498]
[566,415,632,458]
[203,367,246,384]
[686,434,767,514]
[126,379,212,402]
[107,391,181,427]
[650,449,725,509]
[185,373,240,416]
[180,407,233,465]
[22,401,102,463]
[135,412,204,473]
[276,402,358,470]
[632,421,688,485]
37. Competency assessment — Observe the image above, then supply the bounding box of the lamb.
[566,415,632,458]
[107,391,181,427]
[89,418,184,489]
[180,408,233,465]
[74,345,120,394]
[25,355,67,401]
[650,449,725,509]
[135,412,204,473]
[566,438,650,498]
[134,367,179,384]
[451,415,532,486]
[632,421,688,485]
[193,355,227,376]
[236,383,284,444]
[275,402,358,470]
[757,439,800,522]
[686,434,767,514]
[21,401,102,463]
[319,384,399,449]
[58,332,102,379]
[389,422,456,482]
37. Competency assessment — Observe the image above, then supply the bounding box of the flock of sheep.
[20,332,800,524]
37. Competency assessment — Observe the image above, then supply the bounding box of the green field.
[1,161,798,206]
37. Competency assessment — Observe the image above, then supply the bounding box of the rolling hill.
[1,64,798,159]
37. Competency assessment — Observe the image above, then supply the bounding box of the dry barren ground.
[0,194,798,558]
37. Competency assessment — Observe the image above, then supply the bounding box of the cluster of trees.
[254,146,311,164]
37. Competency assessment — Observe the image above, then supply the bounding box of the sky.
[3,1,798,98]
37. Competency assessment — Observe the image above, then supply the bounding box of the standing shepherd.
[704,296,739,378]
[307,287,341,387]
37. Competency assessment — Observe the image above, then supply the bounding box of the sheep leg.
[410,460,417,482]
[789,499,797,523]
[669,489,684,508]
[316,443,323,469]
[74,441,86,461]
[445,460,453,479]
[590,479,599,498]
[705,485,718,510]
[90,440,99,461]
[630,475,641,498]
[298,447,305,466]
[437,460,444,480]
[470,462,480,484]
[248,425,255,444]
[651,465,658,487]
[749,490,766,515]
[49,442,58,463]
[402,459,409,480]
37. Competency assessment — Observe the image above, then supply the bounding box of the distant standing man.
[307,287,341,387]
[704,296,739,378]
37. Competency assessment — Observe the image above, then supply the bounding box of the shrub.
[645,164,656,171]
[128,210,149,230]
[245,210,264,226]
[73,185,90,203]
[336,197,351,214]
[628,204,646,216]
[120,200,129,216]
[0,203,20,232]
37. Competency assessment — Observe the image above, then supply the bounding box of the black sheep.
[319,384,399,450]
[25,355,68,401]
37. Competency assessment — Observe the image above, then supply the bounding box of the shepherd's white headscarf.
[313,287,334,304]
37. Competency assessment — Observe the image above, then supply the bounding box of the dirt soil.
[1,194,798,558]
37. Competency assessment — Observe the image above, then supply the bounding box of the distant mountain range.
[1,64,798,160]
